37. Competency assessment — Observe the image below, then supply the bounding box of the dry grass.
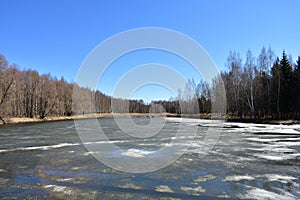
[1,113,179,125]
[3,113,298,125]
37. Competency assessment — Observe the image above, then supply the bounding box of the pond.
[0,117,299,199]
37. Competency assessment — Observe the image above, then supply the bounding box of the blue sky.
[1,0,300,102]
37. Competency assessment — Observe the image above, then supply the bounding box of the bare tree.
[257,46,275,117]
[225,51,243,117]
[38,74,57,119]
[0,55,15,123]
[242,50,257,118]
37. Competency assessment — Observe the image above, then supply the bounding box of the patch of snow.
[180,186,206,196]
[217,194,231,199]
[241,187,296,200]
[166,117,224,127]
[247,146,296,153]
[263,174,298,185]
[71,166,87,170]
[246,137,300,143]
[43,184,73,195]
[237,157,254,161]
[276,141,300,146]
[155,185,174,193]
[224,175,255,181]
[162,143,174,147]
[57,178,73,182]
[121,148,155,158]
[224,122,300,134]
[264,147,296,153]
[25,143,80,150]
[193,174,216,182]
[167,117,300,135]
[254,153,300,161]
[0,143,80,154]
[165,117,183,122]
[84,140,126,145]
[83,151,102,156]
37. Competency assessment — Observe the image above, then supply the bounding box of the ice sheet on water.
[0,139,133,154]
[276,141,300,146]
[0,142,80,153]
[263,174,298,185]
[246,134,300,156]
[224,174,298,199]
[166,117,300,134]
[246,137,300,143]
[247,146,296,153]
[254,153,300,161]
[166,117,224,127]
[225,122,300,134]
[240,187,297,200]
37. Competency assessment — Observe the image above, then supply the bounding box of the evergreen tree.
[271,58,281,117]
[294,57,300,117]
[279,51,294,117]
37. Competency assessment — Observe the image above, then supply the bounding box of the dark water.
[0,118,299,199]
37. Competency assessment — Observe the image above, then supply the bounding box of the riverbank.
[1,113,299,125]
[0,113,180,125]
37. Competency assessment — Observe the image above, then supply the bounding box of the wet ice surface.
[0,118,299,199]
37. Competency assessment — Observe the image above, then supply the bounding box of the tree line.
[145,47,300,120]
[169,47,300,120]
[1,46,300,123]
[0,54,150,123]
[221,47,300,120]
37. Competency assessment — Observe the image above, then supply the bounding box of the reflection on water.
[0,118,299,199]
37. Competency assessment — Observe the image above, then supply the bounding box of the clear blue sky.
[1,0,299,102]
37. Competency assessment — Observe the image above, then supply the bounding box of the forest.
[221,47,300,120]
[0,46,299,123]
[0,53,150,123]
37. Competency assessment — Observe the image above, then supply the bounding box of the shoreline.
[0,113,179,125]
[1,113,299,125]
[226,118,300,125]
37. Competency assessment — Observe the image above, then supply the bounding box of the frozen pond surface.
[0,117,299,199]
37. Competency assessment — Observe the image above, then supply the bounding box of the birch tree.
[242,50,257,118]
